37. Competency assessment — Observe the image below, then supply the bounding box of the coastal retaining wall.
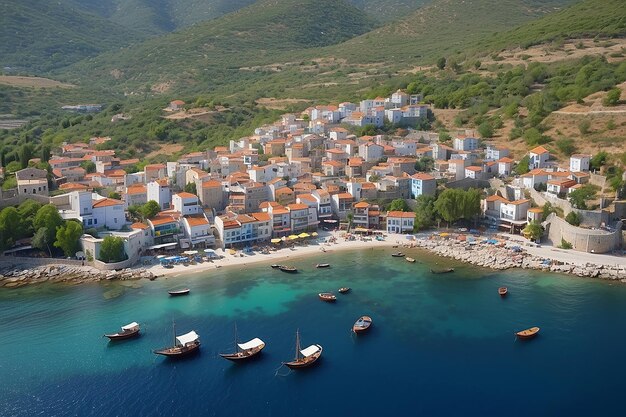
[0,255,85,267]
[543,213,622,253]
[93,255,139,271]
[0,193,62,209]
[529,188,611,227]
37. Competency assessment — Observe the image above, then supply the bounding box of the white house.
[147,180,171,210]
[410,173,436,198]
[181,214,214,248]
[386,211,415,234]
[497,157,514,176]
[529,146,550,169]
[172,192,201,216]
[214,212,272,249]
[359,142,384,162]
[521,169,549,189]
[464,166,483,180]
[485,145,510,161]
[15,168,48,196]
[453,137,479,151]
[569,154,591,172]
[62,192,125,230]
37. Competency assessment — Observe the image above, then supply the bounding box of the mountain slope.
[63,0,377,90]
[0,0,144,73]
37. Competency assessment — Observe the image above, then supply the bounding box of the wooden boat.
[279,265,298,273]
[168,288,190,296]
[271,264,281,269]
[219,326,265,361]
[391,252,405,257]
[430,268,454,274]
[516,327,540,340]
[498,287,508,297]
[316,263,330,268]
[154,323,200,357]
[338,287,350,294]
[104,322,140,340]
[405,257,416,263]
[353,316,372,333]
[283,330,322,369]
[318,292,337,302]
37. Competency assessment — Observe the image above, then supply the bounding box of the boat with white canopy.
[220,337,266,361]
[283,330,322,369]
[104,322,140,340]
[154,323,200,357]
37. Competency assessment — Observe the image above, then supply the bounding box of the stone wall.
[0,255,84,267]
[543,213,622,253]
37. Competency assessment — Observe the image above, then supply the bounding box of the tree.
[54,221,83,257]
[414,156,434,172]
[41,145,51,163]
[140,200,161,219]
[346,212,353,232]
[515,155,530,175]
[565,211,581,226]
[0,207,22,249]
[33,204,63,247]
[80,161,96,174]
[32,227,51,255]
[98,236,127,263]
[541,202,556,221]
[413,195,436,231]
[388,199,409,212]
[359,124,377,136]
[108,192,121,200]
[478,121,494,138]
[184,182,197,195]
[436,57,446,70]
[18,144,34,169]
[590,151,607,171]
[523,221,543,242]
[569,185,597,210]
[578,118,591,135]
[603,88,621,106]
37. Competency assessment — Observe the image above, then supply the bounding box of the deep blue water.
[1,247,625,416]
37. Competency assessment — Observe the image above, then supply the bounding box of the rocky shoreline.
[413,237,626,281]
[0,263,157,288]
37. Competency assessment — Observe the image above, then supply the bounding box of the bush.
[578,118,591,135]
[565,211,581,226]
[559,239,573,249]
[98,236,127,263]
[603,88,621,106]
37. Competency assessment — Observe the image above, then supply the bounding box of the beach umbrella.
[183,250,198,255]
[288,235,299,240]
[311,232,318,237]
[298,232,310,238]
[271,238,282,244]
[281,236,287,241]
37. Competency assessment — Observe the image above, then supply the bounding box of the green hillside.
[0,0,144,73]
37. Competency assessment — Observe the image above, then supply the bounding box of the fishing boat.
[498,287,508,297]
[104,322,140,340]
[516,327,540,340]
[430,268,454,274]
[338,287,350,294]
[168,288,190,296]
[154,323,200,357]
[271,264,282,269]
[278,265,298,273]
[318,292,337,302]
[283,330,322,369]
[219,326,265,361]
[353,316,372,333]
[405,257,416,263]
[316,263,330,268]
[391,252,405,257]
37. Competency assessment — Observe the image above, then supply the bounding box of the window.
[114,218,117,223]
[94,219,98,224]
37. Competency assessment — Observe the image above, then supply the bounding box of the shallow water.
[0,247,623,416]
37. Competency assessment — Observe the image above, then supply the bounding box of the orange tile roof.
[411,173,435,180]
[59,182,89,191]
[387,211,414,218]
[361,182,376,189]
[275,187,293,195]
[529,146,549,155]
[297,194,316,202]
[184,215,209,227]
[528,207,543,213]
[466,166,482,172]
[150,215,177,226]
[145,164,166,169]
[126,184,146,195]
[202,180,221,188]
[272,208,289,215]
[335,193,353,199]
[497,157,514,163]
[251,212,271,222]
[287,203,309,211]
[507,199,530,205]
[354,202,370,208]
[486,195,509,203]
[131,222,149,230]
[92,198,123,208]
[176,192,197,199]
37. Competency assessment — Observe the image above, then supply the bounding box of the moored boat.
[271,264,281,269]
[154,323,200,357]
[430,268,454,274]
[316,263,330,268]
[283,330,322,369]
[168,288,190,296]
[104,322,140,340]
[279,265,298,273]
[220,337,265,361]
[516,327,540,340]
[498,287,508,297]
[405,257,416,263]
[391,252,405,257]
[318,292,337,302]
[353,316,372,333]
[338,287,350,294]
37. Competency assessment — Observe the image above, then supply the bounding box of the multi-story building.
[147,179,171,210]
[410,173,436,198]
[15,168,48,196]
[386,211,415,234]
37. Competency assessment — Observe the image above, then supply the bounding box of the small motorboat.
[405,257,416,263]
[154,324,200,358]
[283,330,322,369]
[220,338,265,362]
[338,287,350,294]
[430,268,454,274]
[279,265,298,273]
[391,252,405,257]
[271,264,282,269]
[316,263,330,268]
[318,292,337,302]
[168,288,190,296]
[353,316,372,333]
[104,322,140,340]
[498,287,508,297]
[516,327,540,340]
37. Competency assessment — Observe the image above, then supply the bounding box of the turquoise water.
[1,247,624,416]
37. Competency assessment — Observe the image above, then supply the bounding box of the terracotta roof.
[354,202,370,208]
[497,157,514,163]
[126,184,146,195]
[287,203,309,211]
[184,215,209,227]
[92,198,123,208]
[506,199,530,205]
[202,180,222,188]
[297,194,316,202]
[145,164,166,169]
[176,192,197,199]
[59,182,89,191]
[529,146,549,155]
[528,207,543,213]
[260,201,281,209]
[411,173,435,181]
[170,100,185,105]
[272,208,289,215]
[335,193,353,199]
[131,222,149,230]
[361,182,376,189]
[486,195,509,203]
[150,215,177,226]
[275,187,294,195]
[387,211,414,218]
[251,212,271,222]
[466,166,482,172]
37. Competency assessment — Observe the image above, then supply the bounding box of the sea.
[1,246,624,416]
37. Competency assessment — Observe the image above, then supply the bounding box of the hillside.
[62,0,377,92]
[346,0,431,20]
[0,0,145,73]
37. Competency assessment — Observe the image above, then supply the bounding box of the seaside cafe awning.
[237,338,264,351]
[176,331,199,347]
[271,238,282,244]
[148,242,178,250]
[298,232,310,238]
[288,235,299,240]
[300,344,321,358]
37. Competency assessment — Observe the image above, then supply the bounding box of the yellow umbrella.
[311,232,319,237]
[271,238,282,244]
[288,235,299,240]
[298,232,310,238]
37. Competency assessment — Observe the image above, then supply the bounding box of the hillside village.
[0,89,624,269]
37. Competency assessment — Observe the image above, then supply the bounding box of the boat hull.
[283,346,323,369]
[318,293,336,302]
[279,267,298,273]
[154,341,200,357]
[338,287,350,294]
[353,316,373,333]
[104,329,140,340]
[168,289,190,296]
[498,287,508,297]
[516,327,540,340]
[219,345,265,362]
[316,264,330,268]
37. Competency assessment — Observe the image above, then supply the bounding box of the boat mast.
[172,320,176,346]
[294,329,301,360]
[234,323,239,353]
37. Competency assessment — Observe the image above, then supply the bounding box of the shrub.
[565,211,581,226]
[559,239,573,249]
